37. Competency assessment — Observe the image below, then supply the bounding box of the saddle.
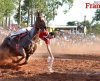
[10,29,29,42]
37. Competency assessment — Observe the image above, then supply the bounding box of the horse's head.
[35,12,47,31]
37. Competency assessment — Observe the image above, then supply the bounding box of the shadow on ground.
[0,72,100,81]
[37,53,100,61]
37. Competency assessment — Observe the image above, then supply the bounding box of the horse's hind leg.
[17,48,28,65]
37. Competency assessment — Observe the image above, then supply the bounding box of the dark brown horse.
[0,12,46,65]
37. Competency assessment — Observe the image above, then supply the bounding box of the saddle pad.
[10,27,33,36]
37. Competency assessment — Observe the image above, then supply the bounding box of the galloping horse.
[0,12,46,65]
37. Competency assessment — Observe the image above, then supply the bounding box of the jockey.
[39,29,56,72]
[39,30,55,45]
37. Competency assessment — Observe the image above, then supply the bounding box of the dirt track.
[0,58,100,81]
[0,34,100,81]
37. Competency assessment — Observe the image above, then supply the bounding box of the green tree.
[92,22,100,34]
[0,0,15,28]
[80,20,92,33]
[4,0,15,27]
[91,9,100,34]
[81,20,91,27]
[67,21,76,26]
[17,0,73,26]
[93,9,100,22]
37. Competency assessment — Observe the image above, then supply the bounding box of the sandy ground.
[0,33,100,81]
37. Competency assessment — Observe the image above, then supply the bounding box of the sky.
[50,0,97,25]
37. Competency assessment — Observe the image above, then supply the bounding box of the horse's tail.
[0,37,10,49]
[0,37,12,62]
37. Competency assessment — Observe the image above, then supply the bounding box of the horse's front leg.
[20,48,30,65]
[16,56,24,63]
[18,56,29,65]
[11,56,19,63]
[32,43,37,54]
[23,44,34,64]
[24,43,37,63]
[25,53,30,64]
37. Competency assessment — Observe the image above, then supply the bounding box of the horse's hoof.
[18,62,28,66]
[12,60,18,63]
[23,62,28,65]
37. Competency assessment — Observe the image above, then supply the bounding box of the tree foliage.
[93,9,100,22]
[67,21,76,26]
[0,0,15,19]
[90,9,100,34]
[81,20,91,28]
[91,22,100,34]
[15,0,73,25]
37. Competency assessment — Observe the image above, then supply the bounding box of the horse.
[0,12,46,65]
[0,27,38,64]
